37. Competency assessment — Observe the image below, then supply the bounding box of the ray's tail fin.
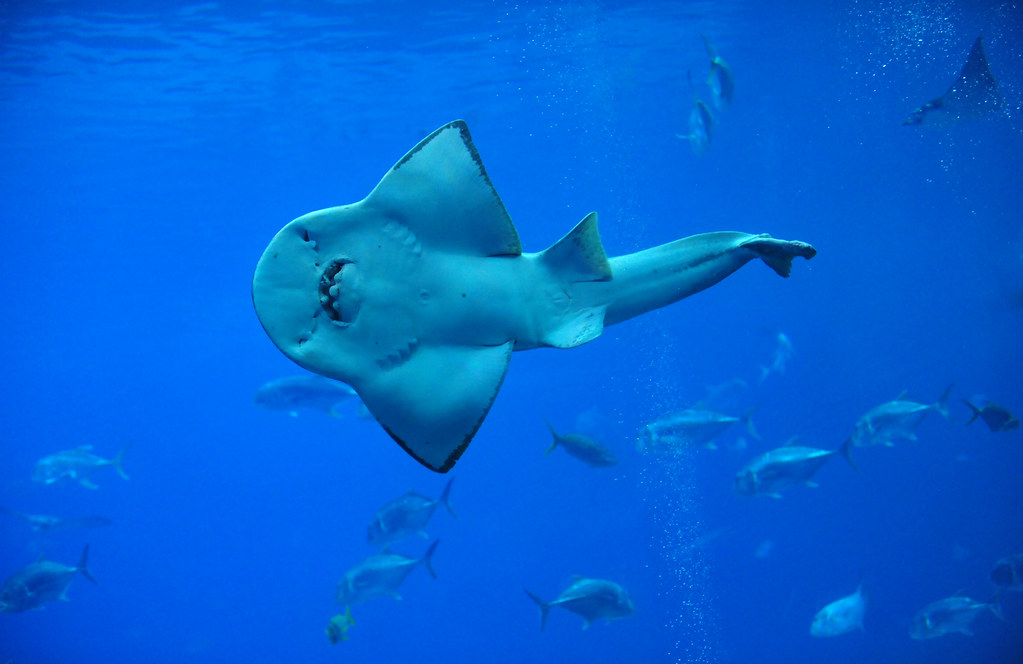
[439,478,457,519]
[525,590,551,631]
[76,544,98,584]
[739,235,817,278]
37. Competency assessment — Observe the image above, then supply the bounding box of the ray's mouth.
[319,259,361,325]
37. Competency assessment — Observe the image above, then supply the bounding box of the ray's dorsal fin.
[539,212,612,282]
[366,120,522,258]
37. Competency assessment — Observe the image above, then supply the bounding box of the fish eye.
[319,259,361,325]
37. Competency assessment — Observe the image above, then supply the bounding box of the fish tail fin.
[989,592,1006,622]
[77,544,98,584]
[962,399,982,425]
[544,420,559,455]
[838,436,858,472]
[525,590,551,631]
[422,539,440,579]
[112,442,131,480]
[702,34,716,59]
[439,478,457,519]
[741,404,761,440]
[934,384,954,420]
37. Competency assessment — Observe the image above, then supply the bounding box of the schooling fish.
[325,607,356,644]
[336,540,438,607]
[544,421,618,468]
[990,553,1023,592]
[677,87,715,155]
[963,396,1019,432]
[759,331,794,383]
[640,405,758,453]
[254,374,359,417]
[0,506,111,534]
[849,385,952,447]
[367,480,456,548]
[909,594,1002,639]
[0,545,97,612]
[525,577,634,630]
[811,582,867,637]
[702,35,735,110]
[32,444,130,489]
[734,437,856,498]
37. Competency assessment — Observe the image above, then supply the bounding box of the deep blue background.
[1,1,1021,662]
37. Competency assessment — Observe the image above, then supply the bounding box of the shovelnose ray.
[252,120,816,472]
[904,35,1006,126]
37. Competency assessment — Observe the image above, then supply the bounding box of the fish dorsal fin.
[538,212,612,283]
[358,342,514,472]
[366,120,522,258]
[894,390,908,401]
[782,436,801,447]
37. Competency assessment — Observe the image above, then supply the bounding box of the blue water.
[2,1,1022,662]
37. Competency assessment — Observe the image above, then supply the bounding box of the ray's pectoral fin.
[357,342,514,473]
[904,35,1006,126]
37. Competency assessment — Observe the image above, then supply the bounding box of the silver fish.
[0,545,97,612]
[640,405,758,453]
[677,95,715,156]
[0,506,110,534]
[545,421,618,468]
[910,595,1002,639]
[525,577,634,630]
[367,480,456,548]
[254,374,358,417]
[850,385,952,447]
[991,553,1023,592]
[702,35,735,110]
[811,582,867,637]
[32,444,130,489]
[734,438,856,498]
[759,331,794,383]
[336,540,438,607]
[963,397,1019,432]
